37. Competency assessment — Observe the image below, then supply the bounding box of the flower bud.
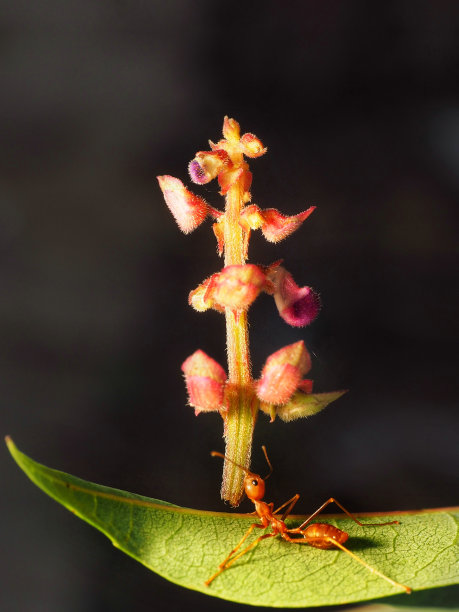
[269,266,321,327]
[181,350,227,414]
[256,340,311,405]
[188,150,230,185]
[240,132,267,158]
[157,175,208,234]
[211,264,268,311]
[222,116,241,141]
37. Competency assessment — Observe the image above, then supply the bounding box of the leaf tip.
[5,435,14,452]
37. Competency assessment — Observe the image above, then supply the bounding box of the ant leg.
[204,523,265,586]
[325,537,411,594]
[294,498,399,531]
[273,494,300,521]
[280,533,411,594]
[205,532,276,586]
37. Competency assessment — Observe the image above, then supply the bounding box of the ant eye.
[252,479,258,486]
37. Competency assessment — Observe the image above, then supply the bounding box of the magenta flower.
[269,265,321,327]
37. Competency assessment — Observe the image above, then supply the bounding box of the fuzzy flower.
[268,265,321,327]
[188,150,231,185]
[182,350,227,415]
[256,340,311,405]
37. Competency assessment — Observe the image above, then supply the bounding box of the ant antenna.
[211,446,273,479]
[261,445,273,480]
[210,451,251,475]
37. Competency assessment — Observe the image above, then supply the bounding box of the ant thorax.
[254,500,270,515]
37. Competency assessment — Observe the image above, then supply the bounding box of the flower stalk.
[221,174,256,504]
[158,117,345,506]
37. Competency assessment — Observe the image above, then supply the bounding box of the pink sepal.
[256,340,311,405]
[240,205,315,243]
[157,175,208,234]
[182,350,227,414]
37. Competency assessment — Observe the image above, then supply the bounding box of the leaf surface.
[6,437,459,608]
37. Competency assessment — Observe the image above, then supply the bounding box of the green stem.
[221,170,258,506]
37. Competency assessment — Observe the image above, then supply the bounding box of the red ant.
[205,446,411,593]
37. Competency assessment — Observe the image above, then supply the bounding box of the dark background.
[1,2,458,611]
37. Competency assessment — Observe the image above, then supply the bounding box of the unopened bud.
[240,132,267,158]
[182,350,227,414]
[256,340,311,405]
[222,116,241,141]
[157,175,208,234]
[211,264,268,311]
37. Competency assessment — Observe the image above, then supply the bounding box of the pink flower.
[188,150,231,185]
[256,340,311,405]
[181,350,227,414]
[269,265,321,327]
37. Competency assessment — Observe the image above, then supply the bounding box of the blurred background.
[1,1,458,611]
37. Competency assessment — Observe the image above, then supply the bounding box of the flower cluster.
[181,341,344,422]
[157,118,321,328]
[157,117,345,504]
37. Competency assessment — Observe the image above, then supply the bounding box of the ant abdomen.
[303,523,349,549]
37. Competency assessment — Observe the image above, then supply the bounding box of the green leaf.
[6,437,459,608]
[276,389,348,421]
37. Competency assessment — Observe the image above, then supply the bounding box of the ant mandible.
[205,446,411,593]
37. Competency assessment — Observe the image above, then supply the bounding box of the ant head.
[243,472,265,501]
[210,445,273,502]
